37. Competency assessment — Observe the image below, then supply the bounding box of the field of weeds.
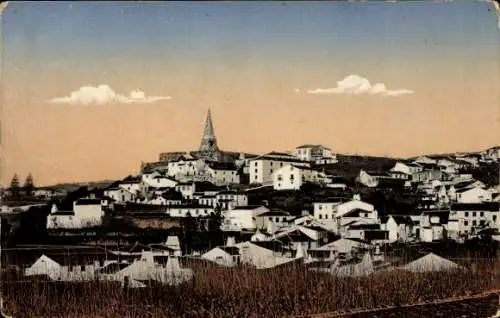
[2,259,500,318]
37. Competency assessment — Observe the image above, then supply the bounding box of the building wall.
[167,207,213,217]
[456,188,492,203]
[249,159,309,184]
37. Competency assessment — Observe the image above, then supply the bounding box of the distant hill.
[43,180,115,192]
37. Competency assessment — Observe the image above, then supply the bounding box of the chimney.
[353,194,361,201]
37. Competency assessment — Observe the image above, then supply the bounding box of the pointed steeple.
[199,108,219,153]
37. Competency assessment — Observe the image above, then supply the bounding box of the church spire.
[199,108,219,153]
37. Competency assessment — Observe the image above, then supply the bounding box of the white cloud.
[48,84,172,105]
[305,74,414,97]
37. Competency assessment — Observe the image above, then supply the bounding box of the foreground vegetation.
[2,260,500,318]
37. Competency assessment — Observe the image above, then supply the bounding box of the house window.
[480,220,485,226]
[465,212,469,217]
[254,169,258,174]
[270,162,273,167]
[270,169,273,174]
[318,215,322,219]
[493,215,497,222]
[480,212,484,217]
[473,220,477,226]
[268,217,272,221]
[81,265,85,272]
[277,175,283,181]
[319,205,322,210]
[280,163,283,167]
[473,212,476,217]
[464,221,469,226]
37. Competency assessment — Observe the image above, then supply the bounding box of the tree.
[9,173,20,197]
[23,173,35,196]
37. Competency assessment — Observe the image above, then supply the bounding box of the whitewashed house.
[313,198,344,221]
[249,152,310,185]
[119,178,142,194]
[142,172,178,189]
[456,187,492,204]
[197,195,218,207]
[335,196,379,228]
[205,162,240,185]
[292,144,337,164]
[166,156,204,179]
[381,215,416,243]
[222,205,270,231]
[389,162,423,180]
[357,170,379,188]
[215,191,248,210]
[447,202,500,239]
[419,210,450,242]
[47,198,105,229]
[272,164,326,190]
[175,182,196,200]
[104,187,136,203]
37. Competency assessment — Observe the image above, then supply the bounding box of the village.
[1,109,499,289]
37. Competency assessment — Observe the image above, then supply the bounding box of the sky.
[1,1,499,186]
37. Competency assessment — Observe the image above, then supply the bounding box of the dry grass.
[2,260,500,318]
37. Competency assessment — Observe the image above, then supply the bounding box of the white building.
[175,182,196,200]
[249,152,310,185]
[166,156,206,180]
[381,215,416,243]
[119,178,142,194]
[313,198,344,221]
[142,172,178,189]
[390,162,424,175]
[456,187,493,204]
[273,164,326,190]
[292,144,337,165]
[215,191,248,210]
[205,162,240,186]
[448,202,500,239]
[47,198,106,229]
[104,187,136,203]
[357,170,379,188]
[222,205,270,231]
[166,205,214,218]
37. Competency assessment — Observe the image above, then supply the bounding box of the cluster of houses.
[8,110,499,283]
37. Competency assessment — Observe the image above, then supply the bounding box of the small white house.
[119,178,142,194]
[222,205,270,231]
[215,191,248,210]
[142,172,178,189]
[292,144,337,164]
[175,182,196,200]
[104,187,136,203]
[205,162,240,186]
[313,198,344,221]
[381,215,416,243]
[47,198,105,229]
[273,164,326,190]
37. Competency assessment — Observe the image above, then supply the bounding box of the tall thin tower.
[199,109,219,154]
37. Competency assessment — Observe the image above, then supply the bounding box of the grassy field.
[2,259,500,317]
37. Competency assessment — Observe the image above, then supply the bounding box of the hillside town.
[1,109,499,286]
